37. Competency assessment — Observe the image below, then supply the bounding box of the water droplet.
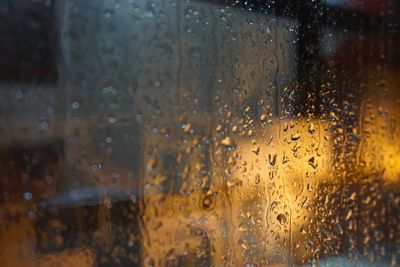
[221,137,236,149]
[71,101,80,110]
[283,123,289,132]
[40,121,49,129]
[308,157,317,169]
[270,201,278,212]
[277,214,287,225]
[260,114,268,122]
[308,122,316,134]
[27,211,36,219]
[252,146,260,155]
[291,133,301,141]
[268,153,277,166]
[23,192,32,201]
[108,116,117,124]
[15,90,23,100]
[147,158,157,171]
[201,194,215,211]
[345,209,353,221]
[104,11,112,18]
[47,106,54,114]
[183,123,192,133]
[330,111,339,121]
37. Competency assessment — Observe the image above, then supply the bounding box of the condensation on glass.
[0,0,399,266]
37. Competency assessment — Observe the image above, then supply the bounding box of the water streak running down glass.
[0,0,399,266]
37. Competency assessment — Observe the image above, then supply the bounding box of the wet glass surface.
[0,0,399,266]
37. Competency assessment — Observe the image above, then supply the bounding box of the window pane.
[0,0,399,266]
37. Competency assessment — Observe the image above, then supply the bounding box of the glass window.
[0,0,399,266]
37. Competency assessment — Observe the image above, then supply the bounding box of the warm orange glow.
[140,118,333,266]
